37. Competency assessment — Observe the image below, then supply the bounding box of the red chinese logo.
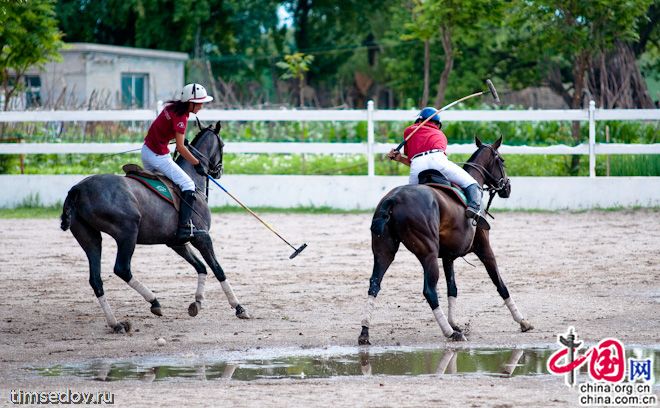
[547,328,626,386]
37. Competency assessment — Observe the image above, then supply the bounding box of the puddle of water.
[32,346,659,382]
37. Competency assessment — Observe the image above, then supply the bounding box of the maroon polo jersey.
[144,107,188,155]
[403,122,448,159]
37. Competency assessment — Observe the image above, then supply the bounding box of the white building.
[23,43,188,109]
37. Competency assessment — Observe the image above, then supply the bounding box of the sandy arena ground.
[0,210,658,407]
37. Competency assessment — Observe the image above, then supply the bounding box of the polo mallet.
[394,79,500,152]
[207,175,308,259]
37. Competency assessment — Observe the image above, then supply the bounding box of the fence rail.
[1,100,658,177]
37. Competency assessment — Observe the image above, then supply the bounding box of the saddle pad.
[123,164,181,211]
[424,183,467,207]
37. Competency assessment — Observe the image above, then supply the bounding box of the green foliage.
[276,52,315,107]
[277,53,314,82]
[4,118,656,177]
[0,0,63,110]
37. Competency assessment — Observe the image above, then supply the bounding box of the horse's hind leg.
[70,221,128,333]
[168,244,208,317]
[473,234,533,332]
[442,258,462,332]
[190,236,250,319]
[113,233,162,318]
[358,233,399,345]
[419,253,465,341]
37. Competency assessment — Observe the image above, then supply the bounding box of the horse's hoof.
[150,299,162,317]
[449,331,467,341]
[188,301,201,317]
[358,326,371,345]
[235,305,250,319]
[112,321,132,334]
[450,323,463,332]
[520,319,534,332]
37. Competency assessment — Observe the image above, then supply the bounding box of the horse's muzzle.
[498,179,511,198]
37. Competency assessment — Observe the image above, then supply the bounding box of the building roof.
[63,43,189,61]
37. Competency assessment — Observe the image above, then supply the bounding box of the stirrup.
[466,208,491,230]
[176,222,208,240]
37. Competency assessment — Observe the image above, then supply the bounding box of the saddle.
[122,164,181,211]
[417,169,467,207]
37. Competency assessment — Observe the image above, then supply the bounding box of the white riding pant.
[141,145,195,192]
[409,151,477,188]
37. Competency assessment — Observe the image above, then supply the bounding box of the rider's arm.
[387,149,411,166]
[175,132,200,165]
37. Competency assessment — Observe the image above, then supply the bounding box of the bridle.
[461,144,510,215]
[174,119,224,201]
[187,118,224,179]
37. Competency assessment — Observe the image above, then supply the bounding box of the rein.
[460,145,509,217]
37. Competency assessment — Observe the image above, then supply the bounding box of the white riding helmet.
[180,83,214,103]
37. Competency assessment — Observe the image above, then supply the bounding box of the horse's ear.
[492,136,503,150]
[475,136,483,147]
[214,121,222,134]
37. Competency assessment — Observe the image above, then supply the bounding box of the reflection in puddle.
[33,347,659,383]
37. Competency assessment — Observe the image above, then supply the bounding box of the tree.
[400,1,436,106]
[0,0,63,110]
[504,0,653,174]
[55,0,137,46]
[276,52,314,107]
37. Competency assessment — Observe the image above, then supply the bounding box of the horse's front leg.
[168,244,208,317]
[420,253,466,341]
[441,258,463,332]
[473,232,533,332]
[190,235,250,319]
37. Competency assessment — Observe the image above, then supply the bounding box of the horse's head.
[465,136,511,198]
[188,121,224,179]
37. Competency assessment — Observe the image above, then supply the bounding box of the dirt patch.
[0,210,658,406]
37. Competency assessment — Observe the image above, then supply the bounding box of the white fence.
[1,100,659,178]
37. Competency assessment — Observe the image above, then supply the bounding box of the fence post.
[367,100,375,176]
[589,100,596,178]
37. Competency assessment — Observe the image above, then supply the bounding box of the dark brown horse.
[60,121,250,333]
[358,136,533,344]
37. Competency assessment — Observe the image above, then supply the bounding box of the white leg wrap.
[447,296,457,327]
[437,350,457,374]
[220,280,239,308]
[505,297,524,323]
[97,295,118,328]
[433,307,455,337]
[128,278,156,302]
[195,273,207,302]
[361,296,377,328]
[222,364,238,379]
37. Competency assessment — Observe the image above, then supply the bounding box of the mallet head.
[485,79,500,103]
[289,243,308,259]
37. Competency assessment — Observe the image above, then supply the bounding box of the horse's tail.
[60,186,80,231]
[371,197,395,237]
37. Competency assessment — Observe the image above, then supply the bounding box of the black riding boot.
[176,191,208,241]
[464,184,491,230]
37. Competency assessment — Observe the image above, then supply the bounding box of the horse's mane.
[464,145,487,167]
[189,126,209,147]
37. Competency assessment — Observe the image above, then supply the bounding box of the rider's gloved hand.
[194,163,207,176]
[387,149,402,161]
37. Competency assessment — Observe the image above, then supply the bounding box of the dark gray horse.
[60,121,250,333]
